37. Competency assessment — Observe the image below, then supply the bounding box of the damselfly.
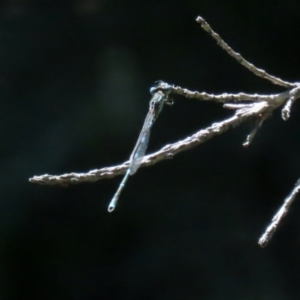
[108,82,172,212]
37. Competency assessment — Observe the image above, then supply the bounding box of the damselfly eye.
[149,87,156,94]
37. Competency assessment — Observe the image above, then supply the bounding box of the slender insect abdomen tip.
[108,205,115,213]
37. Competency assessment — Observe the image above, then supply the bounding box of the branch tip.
[195,15,294,88]
[258,179,300,247]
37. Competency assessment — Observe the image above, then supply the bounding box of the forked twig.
[29,15,300,245]
[30,85,294,186]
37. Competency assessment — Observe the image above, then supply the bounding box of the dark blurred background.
[1,0,300,299]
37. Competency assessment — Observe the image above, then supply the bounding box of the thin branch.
[167,87,280,103]
[242,118,264,147]
[282,86,300,120]
[243,111,271,147]
[282,97,294,121]
[196,16,296,89]
[259,179,300,247]
[29,100,276,186]
[223,103,256,110]
[167,83,299,121]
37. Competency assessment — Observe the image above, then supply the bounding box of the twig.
[163,82,294,106]
[166,86,281,103]
[223,103,256,110]
[242,119,263,147]
[196,16,296,89]
[243,110,271,147]
[30,99,280,186]
[282,86,300,120]
[259,179,300,247]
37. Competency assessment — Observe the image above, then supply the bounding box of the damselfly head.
[150,81,172,95]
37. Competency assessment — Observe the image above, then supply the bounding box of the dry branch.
[196,16,296,89]
[29,15,300,245]
[28,100,271,186]
[259,179,300,247]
